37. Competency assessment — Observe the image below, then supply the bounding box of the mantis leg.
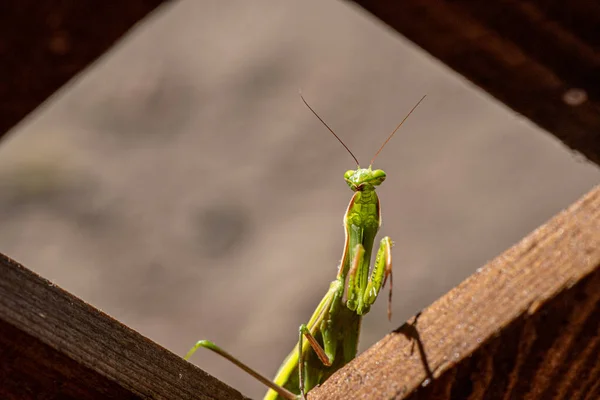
[346,244,366,312]
[346,237,393,318]
[185,340,297,400]
[363,236,393,319]
[298,322,336,399]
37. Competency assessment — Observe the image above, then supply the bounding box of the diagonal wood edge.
[0,253,249,400]
[310,185,600,399]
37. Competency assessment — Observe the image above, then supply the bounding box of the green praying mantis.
[185,94,426,399]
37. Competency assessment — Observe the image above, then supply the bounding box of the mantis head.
[344,168,386,191]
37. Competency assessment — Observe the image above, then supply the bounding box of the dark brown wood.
[351,0,600,165]
[0,253,249,400]
[0,0,170,139]
[310,185,600,399]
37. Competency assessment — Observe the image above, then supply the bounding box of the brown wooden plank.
[309,185,600,399]
[0,253,249,400]
[351,0,600,165]
[0,0,170,138]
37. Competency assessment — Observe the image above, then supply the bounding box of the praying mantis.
[185,94,426,399]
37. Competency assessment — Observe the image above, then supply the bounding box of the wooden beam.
[310,185,600,399]
[0,253,249,400]
[0,0,170,138]
[351,0,600,164]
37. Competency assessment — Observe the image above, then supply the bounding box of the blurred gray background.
[0,1,598,398]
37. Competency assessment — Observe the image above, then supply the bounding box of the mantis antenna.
[299,91,360,167]
[370,94,427,166]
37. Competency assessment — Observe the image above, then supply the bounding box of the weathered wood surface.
[352,0,600,164]
[0,0,170,138]
[0,253,249,400]
[310,185,600,399]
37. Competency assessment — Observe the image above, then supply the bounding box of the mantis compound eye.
[369,169,387,186]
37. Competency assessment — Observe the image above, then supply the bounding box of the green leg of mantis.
[185,341,298,400]
[346,237,393,318]
[357,237,393,318]
[298,324,331,399]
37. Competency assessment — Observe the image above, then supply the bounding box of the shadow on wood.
[309,185,600,399]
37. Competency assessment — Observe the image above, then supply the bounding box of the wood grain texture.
[0,254,249,400]
[351,0,600,164]
[310,185,600,399]
[0,0,169,138]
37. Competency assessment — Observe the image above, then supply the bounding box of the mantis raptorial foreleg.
[365,237,393,319]
[347,238,393,318]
